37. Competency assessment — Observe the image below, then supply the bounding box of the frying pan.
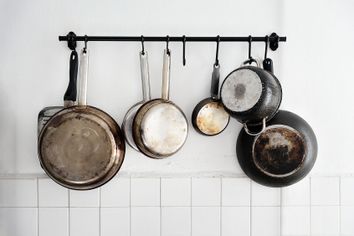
[192,63,230,136]
[38,48,125,190]
[38,50,78,135]
[133,49,188,159]
[122,51,151,151]
[220,60,282,127]
[236,110,317,187]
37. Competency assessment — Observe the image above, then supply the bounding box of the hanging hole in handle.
[214,35,220,66]
[141,35,145,55]
[243,118,267,136]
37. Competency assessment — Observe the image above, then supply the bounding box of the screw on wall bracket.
[67,31,77,51]
[269,32,280,51]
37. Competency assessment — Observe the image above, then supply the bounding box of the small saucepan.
[220,37,282,129]
[192,63,230,136]
[122,49,151,151]
[38,48,125,190]
[133,48,188,159]
[236,110,318,187]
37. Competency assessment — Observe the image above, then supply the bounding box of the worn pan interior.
[38,105,125,190]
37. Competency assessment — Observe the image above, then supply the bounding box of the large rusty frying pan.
[133,49,188,159]
[236,110,317,187]
[38,48,125,190]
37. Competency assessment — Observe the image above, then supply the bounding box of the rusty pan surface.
[38,105,125,190]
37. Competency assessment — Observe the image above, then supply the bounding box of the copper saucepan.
[38,48,125,190]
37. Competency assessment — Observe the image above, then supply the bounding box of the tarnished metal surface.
[252,125,306,177]
[221,69,262,112]
[38,106,63,135]
[38,106,125,190]
[140,102,188,156]
[195,101,229,135]
[122,102,143,151]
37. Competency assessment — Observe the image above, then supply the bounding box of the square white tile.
[101,208,130,236]
[161,207,191,236]
[69,188,100,207]
[311,206,339,235]
[101,178,130,207]
[192,178,221,206]
[0,178,37,207]
[131,207,160,236]
[222,178,250,206]
[70,208,99,236]
[281,178,310,206]
[341,177,354,206]
[311,177,339,205]
[161,178,191,206]
[39,208,69,236]
[251,207,280,236]
[251,182,280,206]
[38,178,68,207]
[341,206,354,236]
[281,206,310,236]
[0,208,37,236]
[192,207,220,236]
[221,207,250,236]
[131,178,160,206]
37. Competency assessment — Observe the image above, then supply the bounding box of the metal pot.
[38,48,125,190]
[132,49,188,159]
[220,60,282,126]
[236,110,317,187]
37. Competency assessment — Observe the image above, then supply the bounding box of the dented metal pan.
[38,48,125,190]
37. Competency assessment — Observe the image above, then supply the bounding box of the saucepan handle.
[210,63,220,100]
[242,58,259,67]
[78,49,89,106]
[140,51,151,102]
[161,49,171,100]
[243,118,267,136]
[64,50,78,107]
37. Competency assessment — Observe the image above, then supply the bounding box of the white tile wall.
[1,176,354,236]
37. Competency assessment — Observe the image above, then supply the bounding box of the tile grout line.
[279,188,283,236]
[220,177,222,236]
[99,187,102,236]
[190,177,193,236]
[36,178,39,236]
[309,176,312,236]
[129,177,132,236]
[68,188,71,236]
[160,177,162,236]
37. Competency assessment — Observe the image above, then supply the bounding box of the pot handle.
[78,49,89,106]
[140,51,151,102]
[64,50,78,107]
[242,58,259,67]
[161,49,171,100]
[210,63,220,100]
[243,118,267,136]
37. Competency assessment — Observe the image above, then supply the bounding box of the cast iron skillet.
[38,48,125,190]
[236,110,317,187]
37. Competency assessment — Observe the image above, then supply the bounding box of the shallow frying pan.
[38,48,125,190]
[236,110,317,187]
[122,50,151,151]
[192,63,230,136]
[133,49,188,159]
[38,50,78,135]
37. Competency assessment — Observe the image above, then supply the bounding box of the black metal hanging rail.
[58,32,286,51]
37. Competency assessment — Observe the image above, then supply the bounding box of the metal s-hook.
[83,35,88,53]
[166,35,170,55]
[182,35,186,66]
[264,35,269,60]
[214,35,220,66]
[248,35,253,62]
[141,35,145,55]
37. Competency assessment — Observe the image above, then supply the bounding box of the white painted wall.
[0,0,353,176]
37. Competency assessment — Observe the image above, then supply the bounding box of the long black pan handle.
[263,58,274,74]
[64,50,78,106]
[210,63,220,100]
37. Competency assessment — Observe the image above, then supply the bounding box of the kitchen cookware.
[263,36,274,73]
[192,38,229,136]
[38,48,125,190]
[133,48,188,159]
[220,37,282,127]
[122,49,151,151]
[236,110,317,187]
[38,50,78,135]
